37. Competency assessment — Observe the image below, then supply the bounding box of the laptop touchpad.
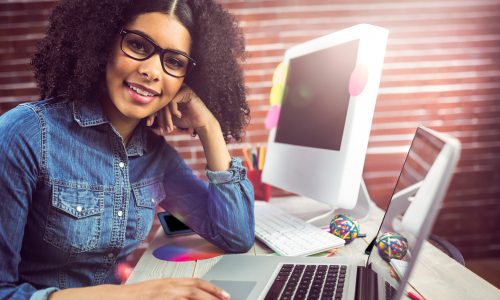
[210,280,257,300]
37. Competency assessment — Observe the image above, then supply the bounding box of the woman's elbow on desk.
[220,237,253,254]
[213,229,254,253]
[227,217,255,253]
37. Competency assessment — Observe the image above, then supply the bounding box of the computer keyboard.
[255,202,345,256]
[385,282,397,300]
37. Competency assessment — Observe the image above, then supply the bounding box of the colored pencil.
[258,146,266,170]
[242,147,254,170]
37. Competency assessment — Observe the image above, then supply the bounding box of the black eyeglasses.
[120,29,196,78]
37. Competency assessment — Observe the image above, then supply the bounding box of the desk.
[126,197,500,299]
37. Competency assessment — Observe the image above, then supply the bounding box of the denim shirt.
[0,98,255,300]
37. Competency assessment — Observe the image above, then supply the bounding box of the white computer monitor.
[262,24,388,209]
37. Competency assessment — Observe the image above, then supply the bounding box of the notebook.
[202,126,461,300]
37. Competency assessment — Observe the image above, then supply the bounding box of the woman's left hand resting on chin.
[148,85,232,172]
[147,84,215,135]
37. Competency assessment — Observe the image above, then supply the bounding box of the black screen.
[164,214,190,231]
[275,39,360,151]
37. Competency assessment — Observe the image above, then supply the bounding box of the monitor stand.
[334,180,376,221]
[266,180,376,224]
[300,180,376,225]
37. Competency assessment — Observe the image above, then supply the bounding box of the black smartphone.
[157,211,194,236]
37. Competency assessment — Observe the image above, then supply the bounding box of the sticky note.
[269,83,284,106]
[349,64,369,97]
[272,61,289,86]
[265,105,281,129]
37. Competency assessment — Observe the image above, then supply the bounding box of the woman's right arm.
[0,106,57,300]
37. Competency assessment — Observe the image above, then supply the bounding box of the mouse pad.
[210,280,257,300]
[152,235,224,262]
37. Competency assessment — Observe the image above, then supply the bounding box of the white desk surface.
[126,196,500,300]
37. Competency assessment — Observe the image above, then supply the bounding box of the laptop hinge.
[355,265,378,300]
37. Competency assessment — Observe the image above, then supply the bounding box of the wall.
[1,0,499,259]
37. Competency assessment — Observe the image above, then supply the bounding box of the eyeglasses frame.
[119,29,197,78]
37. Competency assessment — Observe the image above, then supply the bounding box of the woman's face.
[105,12,192,123]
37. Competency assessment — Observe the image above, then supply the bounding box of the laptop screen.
[366,127,449,296]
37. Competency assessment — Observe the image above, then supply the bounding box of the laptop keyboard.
[264,264,347,300]
[385,282,396,300]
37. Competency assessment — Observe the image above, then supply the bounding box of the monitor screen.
[275,40,359,151]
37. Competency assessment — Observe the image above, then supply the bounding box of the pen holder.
[247,169,271,201]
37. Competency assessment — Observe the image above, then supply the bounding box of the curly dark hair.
[31,0,250,142]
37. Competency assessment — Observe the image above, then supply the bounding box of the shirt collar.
[126,122,149,156]
[72,100,150,156]
[72,99,108,127]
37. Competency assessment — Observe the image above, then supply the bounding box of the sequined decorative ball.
[376,231,408,262]
[329,214,360,243]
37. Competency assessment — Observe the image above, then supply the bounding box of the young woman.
[0,0,254,299]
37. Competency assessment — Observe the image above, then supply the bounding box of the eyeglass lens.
[121,31,191,77]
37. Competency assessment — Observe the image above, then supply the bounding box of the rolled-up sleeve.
[30,287,59,300]
[160,156,255,253]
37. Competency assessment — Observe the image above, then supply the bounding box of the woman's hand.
[49,278,230,300]
[146,84,231,171]
[147,84,215,135]
[125,278,231,300]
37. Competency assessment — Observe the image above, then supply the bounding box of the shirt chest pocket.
[132,181,165,241]
[43,184,104,253]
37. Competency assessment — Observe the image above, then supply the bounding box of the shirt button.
[117,210,123,217]
[119,162,125,168]
[107,253,114,258]
[76,206,83,212]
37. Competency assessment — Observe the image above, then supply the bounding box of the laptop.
[202,126,461,300]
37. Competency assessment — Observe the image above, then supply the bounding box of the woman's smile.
[124,81,161,105]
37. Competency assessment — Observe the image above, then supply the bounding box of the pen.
[242,147,253,171]
[252,152,258,170]
[407,291,425,300]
